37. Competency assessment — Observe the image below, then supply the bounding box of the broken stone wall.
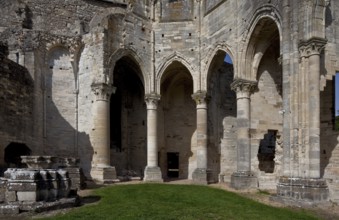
[320,0,339,203]
[321,80,339,203]
[251,47,283,189]
[208,61,236,182]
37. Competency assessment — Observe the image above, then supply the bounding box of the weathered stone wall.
[45,47,76,156]
[0,0,339,202]
[251,46,283,189]
[321,79,339,202]
[158,68,196,179]
[208,60,236,182]
[318,0,339,203]
[0,53,34,167]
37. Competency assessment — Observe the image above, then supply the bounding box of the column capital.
[299,37,327,58]
[192,90,208,105]
[91,83,116,101]
[145,93,160,110]
[231,79,257,95]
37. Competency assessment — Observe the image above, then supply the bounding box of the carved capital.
[192,90,207,105]
[145,93,161,110]
[91,83,115,101]
[231,79,257,95]
[299,37,327,58]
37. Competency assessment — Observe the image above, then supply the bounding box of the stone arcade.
[1,0,339,205]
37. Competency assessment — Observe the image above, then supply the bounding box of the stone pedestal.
[144,166,163,182]
[91,166,118,184]
[276,177,329,205]
[230,171,257,189]
[192,168,212,185]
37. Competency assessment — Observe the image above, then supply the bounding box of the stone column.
[144,93,163,182]
[277,38,329,204]
[90,83,117,183]
[192,91,209,184]
[305,39,326,179]
[230,79,257,189]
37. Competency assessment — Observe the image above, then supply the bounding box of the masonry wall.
[251,48,283,189]
[320,0,339,203]
[0,54,34,168]
[208,60,236,182]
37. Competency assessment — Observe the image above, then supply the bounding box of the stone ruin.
[0,156,85,215]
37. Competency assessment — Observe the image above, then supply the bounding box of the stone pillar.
[306,40,325,179]
[230,79,257,189]
[277,38,329,204]
[144,93,163,182]
[90,83,117,183]
[191,91,210,184]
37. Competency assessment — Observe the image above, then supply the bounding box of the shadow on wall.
[45,47,92,178]
[207,52,236,182]
[0,48,34,174]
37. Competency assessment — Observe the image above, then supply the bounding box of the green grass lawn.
[43,184,319,220]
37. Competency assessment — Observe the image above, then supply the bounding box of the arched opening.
[110,56,146,178]
[4,142,31,168]
[207,51,236,183]
[247,17,282,188]
[159,61,196,180]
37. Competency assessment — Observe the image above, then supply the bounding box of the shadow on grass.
[80,195,101,205]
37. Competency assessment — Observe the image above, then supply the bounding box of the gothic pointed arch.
[202,43,235,91]
[239,5,282,80]
[107,48,149,93]
[156,52,196,93]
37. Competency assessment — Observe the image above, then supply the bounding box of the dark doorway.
[167,152,179,178]
[4,142,31,168]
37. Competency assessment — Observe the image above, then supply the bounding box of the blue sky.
[224,54,233,64]
[336,73,339,116]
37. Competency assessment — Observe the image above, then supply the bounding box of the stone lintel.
[230,171,258,189]
[144,166,163,182]
[276,177,329,204]
[192,168,212,185]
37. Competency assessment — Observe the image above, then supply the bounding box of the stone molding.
[231,79,257,97]
[91,83,115,101]
[299,37,327,58]
[145,93,161,110]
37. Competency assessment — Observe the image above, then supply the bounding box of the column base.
[231,171,257,189]
[192,168,212,185]
[275,177,329,205]
[143,166,163,182]
[90,166,119,184]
